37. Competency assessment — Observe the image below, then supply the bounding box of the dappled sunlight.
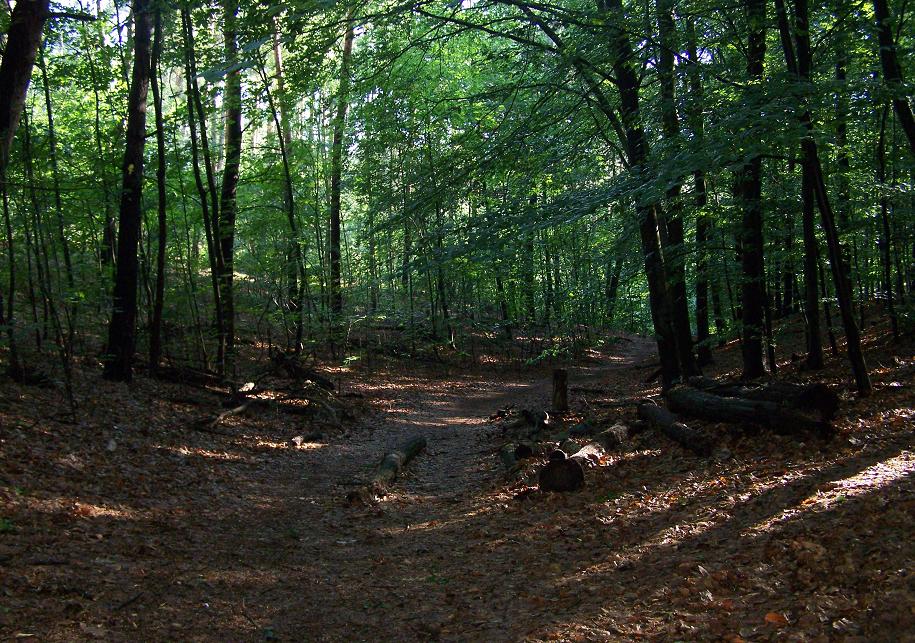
[745,451,915,536]
[158,445,248,462]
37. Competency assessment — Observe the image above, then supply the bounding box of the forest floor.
[1,319,914,642]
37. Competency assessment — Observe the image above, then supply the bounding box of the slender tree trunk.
[685,16,713,365]
[775,0,871,394]
[801,154,824,368]
[598,0,680,387]
[270,21,306,349]
[329,17,355,320]
[148,7,167,371]
[181,7,224,367]
[103,0,153,382]
[878,105,898,337]
[656,0,698,375]
[218,0,242,377]
[738,0,767,380]
[38,46,75,296]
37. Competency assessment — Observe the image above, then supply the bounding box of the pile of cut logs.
[496,370,839,493]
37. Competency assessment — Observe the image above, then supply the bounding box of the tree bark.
[687,376,838,421]
[665,385,832,437]
[181,7,224,370]
[0,0,51,379]
[637,401,713,456]
[685,15,713,366]
[0,0,50,172]
[878,105,898,337]
[656,0,698,376]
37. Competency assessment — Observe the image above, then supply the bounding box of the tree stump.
[539,456,584,492]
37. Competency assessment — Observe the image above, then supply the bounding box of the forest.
[0,0,913,638]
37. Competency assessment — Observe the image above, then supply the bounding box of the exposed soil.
[1,326,913,641]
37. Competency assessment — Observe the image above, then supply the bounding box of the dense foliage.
[0,0,912,388]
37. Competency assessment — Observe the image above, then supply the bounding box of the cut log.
[687,377,839,421]
[539,457,584,492]
[666,385,832,437]
[592,424,633,450]
[552,368,569,411]
[637,402,713,456]
[569,443,606,468]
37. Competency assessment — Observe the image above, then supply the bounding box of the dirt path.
[249,334,658,639]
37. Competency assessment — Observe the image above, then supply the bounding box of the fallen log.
[370,436,427,487]
[193,399,267,434]
[666,385,832,437]
[637,402,713,456]
[687,377,839,421]
[270,352,335,390]
[153,364,223,388]
[346,436,427,504]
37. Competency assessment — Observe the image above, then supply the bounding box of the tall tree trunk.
[103,0,153,382]
[0,0,49,171]
[878,105,897,337]
[598,0,680,388]
[181,7,224,368]
[873,0,915,158]
[270,20,306,349]
[656,0,698,375]
[149,7,167,371]
[801,153,824,368]
[685,15,713,366]
[775,0,871,394]
[0,0,51,378]
[218,0,242,376]
[38,46,75,296]
[329,17,355,320]
[738,0,767,380]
